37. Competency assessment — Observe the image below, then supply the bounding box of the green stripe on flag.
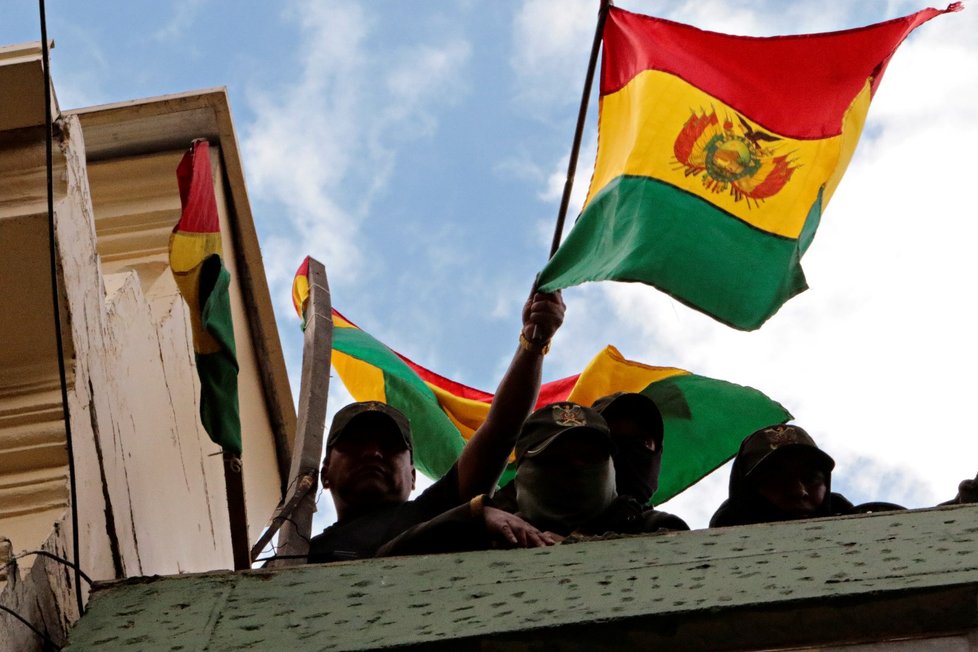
[332,325,430,396]
[648,374,792,504]
[197,255,241,455]
[538,175,812,330]
[333,325,466,480]
[382,372,465,480]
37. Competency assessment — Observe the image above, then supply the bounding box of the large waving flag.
[294,261,791,501]
[169,140,241,455]
[538,4,961,330]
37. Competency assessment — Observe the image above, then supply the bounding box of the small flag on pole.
[170,140,242,455]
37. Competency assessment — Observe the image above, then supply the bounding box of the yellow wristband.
[469,494,486,519]
[519,332,551,355]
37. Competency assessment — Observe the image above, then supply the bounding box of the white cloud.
[242,1,471,294]
[240,6,476,525]
[49,24,113,109]
[153,0,207,43]
[510,0,595,113]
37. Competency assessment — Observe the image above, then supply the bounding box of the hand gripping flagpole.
[546,0,612,261]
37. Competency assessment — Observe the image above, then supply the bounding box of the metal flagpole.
[546,0,612,260]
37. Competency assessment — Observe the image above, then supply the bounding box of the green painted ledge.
[67,504,978,651]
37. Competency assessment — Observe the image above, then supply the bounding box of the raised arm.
[455,291,564,499]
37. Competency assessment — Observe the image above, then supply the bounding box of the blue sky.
[4,1,977,532]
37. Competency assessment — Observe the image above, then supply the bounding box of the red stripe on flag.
[602,5,957,139]
[176,139,220,234]
[295,256,310,281]
[399,355,495,403]
[331,306,581,409]
[536,374,579,409]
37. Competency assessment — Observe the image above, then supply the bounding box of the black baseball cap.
[591,392,664,447]
[325,401,413,456]
[740,424,835,478]
[515,402,612,464]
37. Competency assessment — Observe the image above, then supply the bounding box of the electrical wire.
[278,515,311,544]
[0,604,62,650]
[3,550,94,586]
[38,0,85,616]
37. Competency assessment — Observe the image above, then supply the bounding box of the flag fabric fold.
[562,345,793,503]
[538,4,961,330]
[170,139,242,456]
[294,259,791,502]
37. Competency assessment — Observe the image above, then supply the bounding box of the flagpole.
[223,454,250,570]
[547,0,611,260]
[251,258,332,565]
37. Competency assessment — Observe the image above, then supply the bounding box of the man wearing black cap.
[591,392,664,505]
[710,425,848,527]
[711,424,978,528]
[307,291,565,564]
[508,402,620,536]
[489,391,681,526]
[589,392,687,532]
[375,402,687,558]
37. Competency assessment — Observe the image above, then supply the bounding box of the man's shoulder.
[307,465,463,564]
[412,463,461,508]
[308,504,403,563]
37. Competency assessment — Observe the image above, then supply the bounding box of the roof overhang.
[0,42,57,132]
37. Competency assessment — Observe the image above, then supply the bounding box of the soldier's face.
[604,414,658,453]
[752,452,827,518]
[322,416,415,509]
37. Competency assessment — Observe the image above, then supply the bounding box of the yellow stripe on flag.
[589,70,871,239]
[821,82,871,209]
[292,273,310,318]
[169,231,225,355]
[168,232,223,272]
[424,382,491,442]
[332,350,387,403]
[566,345,687,407]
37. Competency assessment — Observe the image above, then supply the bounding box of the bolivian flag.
[538,4,961,330]
[294,262,791,502]
[169,140,241,455]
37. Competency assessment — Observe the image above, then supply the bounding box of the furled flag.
[170,139,242,455]
[293,261,791,502]
[537,4,961,330]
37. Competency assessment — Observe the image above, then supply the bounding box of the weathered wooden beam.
[251,258,331,565]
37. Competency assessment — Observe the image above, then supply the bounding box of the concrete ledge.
[66,504,978,650]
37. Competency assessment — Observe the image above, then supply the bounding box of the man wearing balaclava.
[587,392,687,534]
[511,402,620,535]
[490,392,681,524]
[376,402,687,558]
